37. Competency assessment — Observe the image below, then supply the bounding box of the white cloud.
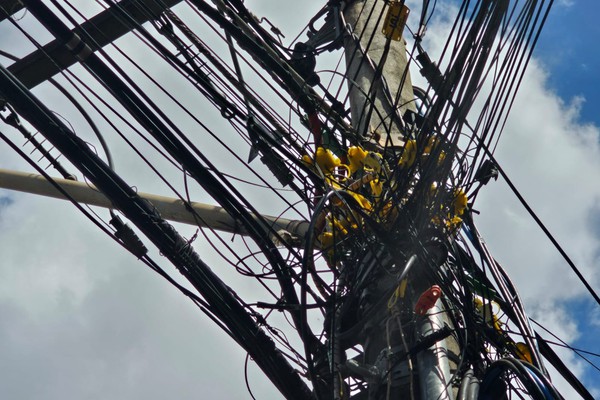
[477,60,600,303]
[0,187,272,399]
[468,24,600,400]
[558,0,575,8]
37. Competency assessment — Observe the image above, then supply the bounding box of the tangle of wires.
[4,0,595,399]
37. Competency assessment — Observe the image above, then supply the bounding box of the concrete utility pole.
[342,1,454,399]
[343,0,415,148]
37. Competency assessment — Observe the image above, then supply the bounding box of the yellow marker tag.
[382,2,409,41]
[516,342,533,364]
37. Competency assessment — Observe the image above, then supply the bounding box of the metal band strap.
[65,33,93,61]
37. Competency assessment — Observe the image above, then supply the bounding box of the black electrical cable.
[58,6,316,242]
[97,0,332,346]
[71,0,315,217]
[244,353,259,400]
[182,2,312,136]
[530,318,600,370]
[178,171,288,297]
[77,13,310,210]
[36,0,315,341]
[406,0,556,196]
[102,0,242,120]
[522,359,565,400]
[299,189,338,399]
[187,0,355,140]
[0,5,187,174]
[0,139,241,345]
[1,51,314,400]
[466,217,545,370]
[533,330,597,400]
[457,0,554,190]
[0,104,75,180]
[141,255,238,338]
[480,358,547,400]
[0,124,229,341]
[159,7,306,151]
[468,129,600,309]
[0,129,114,241]
[4,0,578,397]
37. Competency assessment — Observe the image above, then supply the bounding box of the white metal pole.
[0,168,309,240]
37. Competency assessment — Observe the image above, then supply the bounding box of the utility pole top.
[344,0,415,149]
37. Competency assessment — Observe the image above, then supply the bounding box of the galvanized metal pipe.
[416,300,453,400]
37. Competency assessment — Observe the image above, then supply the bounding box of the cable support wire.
[401,0,555,197]
[51,0,324,266]
[29,0,338,376]
[85,0,323,205]
[185,0,356,140]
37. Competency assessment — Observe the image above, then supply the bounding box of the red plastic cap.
[414,285,442,315]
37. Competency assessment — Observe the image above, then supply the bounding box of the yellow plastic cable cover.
[398,139,417,168]
[453,189,468,216]
[315,147,341,174]
[422,136,447,165]
[362,152,385,174]
[379,201,398,225]
[387,278,408,309]
[474,297,502,332]
[515,342,533,364]
[349,191,372,212]
[301,154,314,167]
[445,215,463,231]
[370,179,383,199]
[318,231,334,249]
[347,146,368,173]
[329,217,349,236]
[424,136,438,155]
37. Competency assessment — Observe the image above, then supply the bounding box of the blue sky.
[562,297,600,389]
[536,1,600,125]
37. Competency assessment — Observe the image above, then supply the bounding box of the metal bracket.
[304,5,343,52]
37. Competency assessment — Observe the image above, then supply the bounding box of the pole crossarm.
[5,0,183,89]
[0,168,310,241]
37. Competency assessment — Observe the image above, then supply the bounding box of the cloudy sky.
[0,0,599,399]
